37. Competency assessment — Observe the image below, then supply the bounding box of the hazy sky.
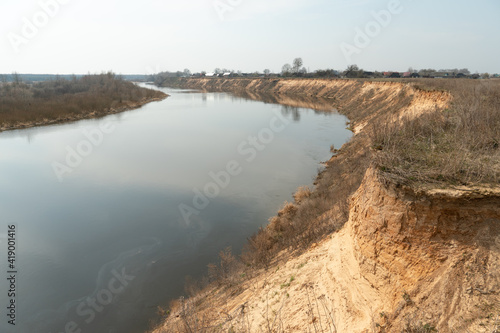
[1,0,499,74]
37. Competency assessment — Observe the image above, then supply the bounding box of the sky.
[0,0,499,75]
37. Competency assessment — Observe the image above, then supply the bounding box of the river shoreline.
[151,77,500,333]
[0,95,168,133]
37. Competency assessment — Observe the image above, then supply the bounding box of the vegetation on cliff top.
[374,79,500,187]
[0,72,166,130]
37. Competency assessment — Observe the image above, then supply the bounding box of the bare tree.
[292,58,303,73]
[264,69,271,76]
[282,64,292,76]
[12,72,22,85]
[344,64,360,78]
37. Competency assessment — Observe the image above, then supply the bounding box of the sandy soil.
[151,78,499,333]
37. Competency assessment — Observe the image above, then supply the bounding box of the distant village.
[151,58,497,81]
[2,63,497,86]
[156,66,498,81]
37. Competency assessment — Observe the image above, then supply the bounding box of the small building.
[383,71,401,78]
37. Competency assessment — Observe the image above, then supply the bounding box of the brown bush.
[277,201,298,218]
[293,186,312,203]
[207,247,242,288]
[0,72,165,128]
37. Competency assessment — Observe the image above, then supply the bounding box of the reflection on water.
[212,89,337,113]
[0,85,351,333]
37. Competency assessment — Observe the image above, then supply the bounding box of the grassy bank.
[375,79,500,186]
[151,78,499,332]
[0,73,167,131]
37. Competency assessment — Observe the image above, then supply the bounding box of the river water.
[0,85,351,333]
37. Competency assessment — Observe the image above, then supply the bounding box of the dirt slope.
[151,78,499,333]
[154,169,499,332]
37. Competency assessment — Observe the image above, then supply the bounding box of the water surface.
[0,85,351,333]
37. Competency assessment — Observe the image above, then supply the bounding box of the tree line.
[152,57,496,80]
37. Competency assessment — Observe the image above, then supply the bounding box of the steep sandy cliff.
[152,78,499,332]
[159,77,450,127]
[349,168,500,331]
[154,169,499,332]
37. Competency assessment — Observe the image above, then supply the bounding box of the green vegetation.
[0,72,166,130]
[280,276,295,289]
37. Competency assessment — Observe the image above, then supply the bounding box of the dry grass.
[154,78,500,332]
[0,72,165,128]
[153,283,337,333]
[184,78,415,271]
[293,186,312,203]
[239,133,371,269]
[374,79,500,186]
[207,247,244,288]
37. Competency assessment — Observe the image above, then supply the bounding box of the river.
[0,85,351,333]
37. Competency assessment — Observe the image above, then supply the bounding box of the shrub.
[293,186,312,203]
[0,72,165,128]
